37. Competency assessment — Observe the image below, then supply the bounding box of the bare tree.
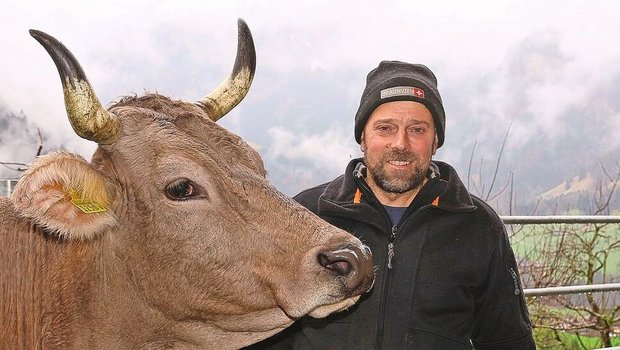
[0,128,43,173]
[516,163,620,349]
[467,126,518,214]
[466,133,620,348]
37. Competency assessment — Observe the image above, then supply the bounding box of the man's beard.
[365,150,428,194]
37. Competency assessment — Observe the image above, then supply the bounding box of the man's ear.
[360,132,367,152]
[11,151,118,240]
[432,134,439,155]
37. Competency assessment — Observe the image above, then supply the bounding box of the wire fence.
[502,215,620,349]
[501,215,620,225]
[0,179,18,197]
[523,282,620,297]
[501,215,620,297]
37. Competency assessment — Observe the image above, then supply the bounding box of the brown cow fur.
[0,94,373,349]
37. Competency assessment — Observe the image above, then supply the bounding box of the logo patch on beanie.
[380,86,425,99]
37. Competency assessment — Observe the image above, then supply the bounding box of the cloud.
[263,126,360,195]
[455,26,620,152]
[267,126,359,169]
[0,105,42,178]
[2,0,620,204]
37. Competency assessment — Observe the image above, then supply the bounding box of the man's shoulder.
[469,194,501,221]
[293,181,332,211]
[466,194,510,242]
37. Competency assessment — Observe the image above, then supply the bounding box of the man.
[251,61,536,349]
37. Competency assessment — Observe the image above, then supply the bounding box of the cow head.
[10,20,374,348]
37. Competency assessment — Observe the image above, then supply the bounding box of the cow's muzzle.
[317,244,374,295]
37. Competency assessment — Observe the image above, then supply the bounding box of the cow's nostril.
[317,244,374,294]
[318,252,353,276]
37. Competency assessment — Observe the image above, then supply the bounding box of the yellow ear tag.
[69,189,108,214]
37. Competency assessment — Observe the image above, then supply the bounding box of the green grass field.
[534,329,620,349]
[507,222,620,349]
[508,223,620,277]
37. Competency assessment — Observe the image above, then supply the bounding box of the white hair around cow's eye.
[165,178,206,201]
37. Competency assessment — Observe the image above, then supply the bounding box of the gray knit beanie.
[354,61,445,147]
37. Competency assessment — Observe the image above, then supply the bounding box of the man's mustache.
[381,151,418,163]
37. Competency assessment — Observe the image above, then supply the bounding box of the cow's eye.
[166,178,198,200]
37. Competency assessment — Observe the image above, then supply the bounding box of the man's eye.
[166,178,198,200]
[409,126,425,134]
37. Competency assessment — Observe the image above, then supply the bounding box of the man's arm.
[471,223,536,350]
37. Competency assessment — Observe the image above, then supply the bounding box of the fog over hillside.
[1,1,619,215]
[0,104,45,178]
[440,30,620,213]
[2,45,619,215]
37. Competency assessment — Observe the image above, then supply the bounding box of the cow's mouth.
[273,241,374,320]
[307,296,360,318]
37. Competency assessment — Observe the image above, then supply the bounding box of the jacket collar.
[318,158,476,217]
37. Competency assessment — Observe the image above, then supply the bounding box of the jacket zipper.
[375,224,398,349]
[375,208,435,349]
[509,267,521,295]
[387,225,397,269]
[351,172,441,348]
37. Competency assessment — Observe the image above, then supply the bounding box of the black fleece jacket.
[250,159,535,350]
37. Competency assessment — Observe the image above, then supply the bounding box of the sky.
[1,0,620,200]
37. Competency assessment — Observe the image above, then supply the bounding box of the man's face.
[360,101,437,195]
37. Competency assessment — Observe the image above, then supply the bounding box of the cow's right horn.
[196,19,256,122]
[30,30,121,145]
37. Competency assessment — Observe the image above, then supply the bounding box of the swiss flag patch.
[412,87,425,98]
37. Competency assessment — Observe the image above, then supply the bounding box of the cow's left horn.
[196,19,256,122]
[30,30,121,145]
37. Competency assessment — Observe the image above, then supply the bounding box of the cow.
[0,20,374,349]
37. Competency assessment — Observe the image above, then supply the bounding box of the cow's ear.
[11,151,118,240]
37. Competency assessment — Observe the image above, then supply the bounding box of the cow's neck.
[1,198,102,349]
[1,200,140,348]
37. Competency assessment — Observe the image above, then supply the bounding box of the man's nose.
[390,129,410,150]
